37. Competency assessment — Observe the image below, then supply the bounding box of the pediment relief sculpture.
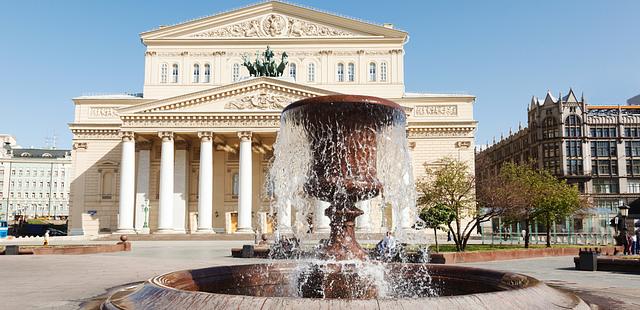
[191,14,355,38]
[225,93,291,110]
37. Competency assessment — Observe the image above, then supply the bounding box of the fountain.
[102,95,589,309]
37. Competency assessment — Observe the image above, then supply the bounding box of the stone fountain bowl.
[102,263,589,309]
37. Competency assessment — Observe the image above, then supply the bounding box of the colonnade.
[115,131,380,234]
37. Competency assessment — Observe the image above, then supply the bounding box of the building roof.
[73,93,144,100]
[10,148,70,159]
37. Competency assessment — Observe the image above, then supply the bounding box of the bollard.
[576,248,599,271]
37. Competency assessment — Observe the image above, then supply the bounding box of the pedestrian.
[447,230,451,242]
[636,229,640,254]
[632,233,638,256]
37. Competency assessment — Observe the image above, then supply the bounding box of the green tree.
[419,203,454,252]
[417,157,505,251]
[499,162,589,248]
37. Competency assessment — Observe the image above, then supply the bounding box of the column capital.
[238,131,252,141]
[198,131,214,142]
[120,131,135,142]
[158,131,174,142]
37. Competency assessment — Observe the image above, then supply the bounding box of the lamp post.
[618,203,630,254]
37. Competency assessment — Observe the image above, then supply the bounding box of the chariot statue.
[242,46,288,77]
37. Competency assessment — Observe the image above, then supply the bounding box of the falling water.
[266,98,433,298]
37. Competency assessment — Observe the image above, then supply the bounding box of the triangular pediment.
[140,1,407,41]
[119,77,339,115]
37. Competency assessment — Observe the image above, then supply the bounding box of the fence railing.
[481,232,616,246]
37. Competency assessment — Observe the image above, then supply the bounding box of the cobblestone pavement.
[463,257,640,309]
[2,241,639,309]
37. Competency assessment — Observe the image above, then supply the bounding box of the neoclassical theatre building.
[68,1,476,235]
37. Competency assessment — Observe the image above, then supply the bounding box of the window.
[628,179,640,193]
[592,160,618,176]
[101,172,114,200]
[593,179,619,193]
[307,63,315,82]
[565,140,582,157]
[232,173,239,196]
[193,64,200,83]
[347,63,355,82]
[624,127,640,137]
[566,159,583,175]
[625,141,640,157]
[543,142,560,158]
[591,141,617,157]
[337,63,344,82]
[204,64,211,83]
[564,115,582,137]
[288,63,296,80]
[232,63,240,82]
[368,62,377,81]
[171,64,179,83]
[627,159,640,176]
[160,63,168,83]
[542,117,559,138]
[380,62,387,82]
[590,127,617,138]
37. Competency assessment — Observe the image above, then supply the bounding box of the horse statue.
[241,47,288,78]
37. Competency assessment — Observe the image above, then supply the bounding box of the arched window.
[289,63,297,80]
[193,64,200,83]
[565,115,582,137]
[307,63,315,82]
[232,63,240,82]
[204,64,211,83]
[368,62,377,81]
[337,63,344,82]
[160,64,168,83]
[171,64,179,83]
[347,63,355,82]
[380,62,387,82]
[42,153,52,158]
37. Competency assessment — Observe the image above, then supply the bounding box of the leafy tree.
[419,203,454,252]
[499,162,589,248]
[417,157,506,251]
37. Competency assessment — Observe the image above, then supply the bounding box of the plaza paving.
[0,240,638,309]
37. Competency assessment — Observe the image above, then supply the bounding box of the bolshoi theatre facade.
[68,1,477,235]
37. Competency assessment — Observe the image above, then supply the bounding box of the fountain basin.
[102,263,589,309]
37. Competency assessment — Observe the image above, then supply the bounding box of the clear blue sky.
[0,0,638,149]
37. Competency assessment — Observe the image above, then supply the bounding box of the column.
[173,142,188,233]
[314,200,331,233]
[156,131,174,233]
[356,199,372,232]
[236,131,253,233]
[134,142,151,234]
[196,132,214,233]
[277,199,292,234]
[116,131,135,233]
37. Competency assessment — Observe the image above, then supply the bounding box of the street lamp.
[618,203,630,254]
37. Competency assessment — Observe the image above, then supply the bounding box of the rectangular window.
[593,179,619,193]
[591,141,617,157]
[347,63,355,82]
[337,64,344,82]
[565,140,582,157]
[625,127,640,137]
[628,179,640,193]
[625,141,640,157]
[590,127,617,138]
[626,159,640,176]
[592,160,618,176]
[566,159,583,175]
